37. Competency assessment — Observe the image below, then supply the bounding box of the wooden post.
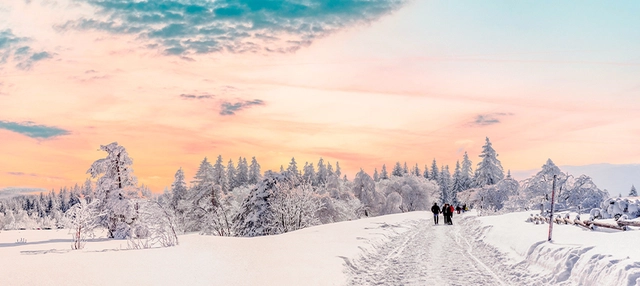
[548,175,557,242]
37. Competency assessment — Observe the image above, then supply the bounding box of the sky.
[1,0,639,194]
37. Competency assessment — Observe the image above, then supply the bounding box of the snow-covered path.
[344,215,508,286]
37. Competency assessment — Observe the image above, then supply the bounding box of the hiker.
[442,203,451,225]
[431,202,441,224]
[463,204,467,212]
[448,204,455,225]
[456,205,462,214]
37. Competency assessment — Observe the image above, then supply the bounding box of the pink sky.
[1,0,639,193]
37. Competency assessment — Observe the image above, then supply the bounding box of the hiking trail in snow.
[343,214,539,286]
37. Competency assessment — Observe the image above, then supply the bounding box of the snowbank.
[469,210,640,285]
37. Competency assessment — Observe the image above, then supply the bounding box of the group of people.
[430,203,467,225]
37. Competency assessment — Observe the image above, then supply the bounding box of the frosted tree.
[248,157,261,184]
[170,168,187,210]
[269,178,322,234]
[212,155,226,188]
[474,137,504,187]
[392,162,404,177]
[233,171,283,237]
[413,164,421,177]
[630,185,638,197]
[380,164,389,180]
[87,142,141,239]
[335,161,342,178]
[373,168,380,182]
[65,198,100,250]
[129,198,179,248]
[451,161,465,204]
[461,152,473,190]
[430,159,439,182]
[81,179,94,204]
[327,162,334,177]
[316,158,328,186]
[352,169,382,216]
[236,157,249,186]
[403,162,409,175]
[478,171,519,212]
[287,157,299,176]
[185,158,216,232]
[423,165,429,180]
[302,162,316,185]
[439,165,453,204]
[226,159,237,193]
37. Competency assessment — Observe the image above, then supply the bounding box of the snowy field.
[1,210,640,286]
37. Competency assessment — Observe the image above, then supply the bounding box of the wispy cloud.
[0,29,53,69]
[0,120,70,139]
[220,99,265,115]
[473,113,513,126]
[59,0,406,56]
[180,93,213,100]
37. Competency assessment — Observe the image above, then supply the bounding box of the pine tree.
[630,185,638,197]
[430,159,439,182]
[450,161,464,205]
[413,164,421,177]
[212,155,226,187]
[403,162,409,175]
[327,162,334,177]
[302,162,316,185]
[226,159,237,193]
[461,152,473,190]
[316,158,328,186]
[170,168,188,210]
[287,157,299,175]
[373,168,379,182]
[335,162,342,178]
[423,165,429,180]
[236,157,249,186]
[392,162,403,177]
[474,137,504,187]
[439,165,452,204]
[381,164,389,180]
[248,157,261,184]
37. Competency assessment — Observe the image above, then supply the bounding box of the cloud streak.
[60,0,406,56]
[180,93,213,99]
[220,99,265,115]
[0,120,70,139]
[0,29,53,69]
[473,113,513,126]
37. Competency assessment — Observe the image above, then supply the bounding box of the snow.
[2,210,640,285]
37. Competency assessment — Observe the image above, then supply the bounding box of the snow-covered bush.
[65,198,100,250]
[128,198,179,249]
[376,175,438,214]
[599,197,640,220]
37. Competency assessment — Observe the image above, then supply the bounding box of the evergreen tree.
[170,168,188,210]
[316,158,328,186]
[413,164,421,177]
[474,137,504,187]
[192,158,214,187]
[430,159,439,182]
[212,155,226,187]
[327,162,334,177]
[226,159,237,193]
[450,161,464,204]
[423,165,429,180]
[302,162,316,185]
[630,185,638,197]
[81,178,94,203]
[373,168,380,182]
[335,162,342,178]
[248,157,261,184]
[392,162,403,177]
[439,165,452,204]
[287,157,299,176]
[461,152,473,190]
[236,157,249,186]
[381,164,389,180]
[403,162,409,175]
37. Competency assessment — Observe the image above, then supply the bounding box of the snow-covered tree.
[451,161,464,203]
[170,168,188,211]
[461,152,473,190]
[373,168,379,182]
[377,175,438,214]
[392,162,404,177]
[248,157,261,184]
[302,162,316,185]
[335,162,342,178]
[212,155,226,188]
[630,185,638,197]
[380,164,389,180]
[352,170,382,216]
[474,137,504,187]
[287,157,299,176]
[236,157,249,186]
[316,158,328,186]
[87,142,141,239]
[65,198,100,250]
[439,165,453,204]
[226,159,237,193]
[423,165,429,180]
[269,178,323,234]
[430,159,439,182]
[81,179,94,204]
[413,164,421,177]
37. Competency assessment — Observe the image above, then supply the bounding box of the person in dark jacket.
[442,203,451,225]
[456,205,462,214]
[431,203,441,224]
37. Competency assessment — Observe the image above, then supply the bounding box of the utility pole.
[548,175,557,242]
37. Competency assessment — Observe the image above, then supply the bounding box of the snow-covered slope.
[1,211,639,285]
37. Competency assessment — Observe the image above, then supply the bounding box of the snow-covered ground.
[1,210,639,285]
